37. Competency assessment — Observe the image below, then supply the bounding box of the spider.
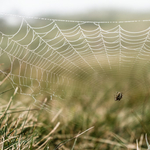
[114,92,123,101]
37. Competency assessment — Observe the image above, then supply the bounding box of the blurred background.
[1,0,150,23]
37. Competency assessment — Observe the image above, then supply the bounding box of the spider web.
[0,15,150,110]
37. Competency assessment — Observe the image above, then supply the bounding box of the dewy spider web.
[0,14,150,111]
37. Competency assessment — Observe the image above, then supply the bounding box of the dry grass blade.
[0,109,39,115]
[51,108,63,123]
[0,87,18,120]
[145,134,150,149]
[54,126,94,150]
[71,137,77,150]
[0,136,17,145]
[73,135,136,149]
[109,132,128,144]
[75,126,94,138]
[0,96,12,120]
[139,134,144,149]
[136,139,140,150]
[0,73,10,86]
[34,122,60,149]
[0,136,4,150]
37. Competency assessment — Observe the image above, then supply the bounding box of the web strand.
[0,15,150,101]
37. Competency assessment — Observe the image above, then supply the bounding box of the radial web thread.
[0,16,150,103]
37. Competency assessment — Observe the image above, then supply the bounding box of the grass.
[0,88,94,149]
[1,63,150,150]
[0,88,61,149]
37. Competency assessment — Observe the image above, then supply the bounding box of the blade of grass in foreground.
[54,126,94,150]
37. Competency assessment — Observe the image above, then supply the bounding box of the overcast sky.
[1,0,150,16]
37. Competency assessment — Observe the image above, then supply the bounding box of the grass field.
[0,62,150,150]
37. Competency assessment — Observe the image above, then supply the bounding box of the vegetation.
[0,63,150,149]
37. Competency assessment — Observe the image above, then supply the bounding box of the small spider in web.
[114,92,123,101]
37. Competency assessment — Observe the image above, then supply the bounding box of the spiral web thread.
[0,15,150,109]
